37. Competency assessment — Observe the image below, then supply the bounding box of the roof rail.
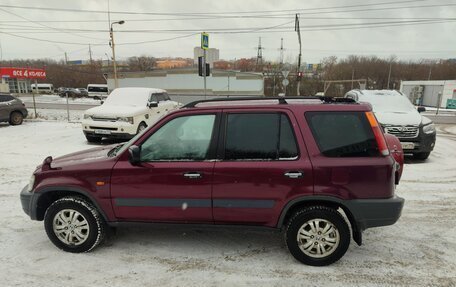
[182,96,356,108]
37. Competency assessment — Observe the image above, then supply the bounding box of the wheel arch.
[33,187,109,222]
[277,196,362,246]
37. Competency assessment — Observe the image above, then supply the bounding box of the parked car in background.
[0,93,28,125]
[58,88,82,98]
[76,88,88,97]
[87,84,109,100]
[345,89,436,160]
[22,97,404,266]
[31,83,54,94]
[81,87,178,142]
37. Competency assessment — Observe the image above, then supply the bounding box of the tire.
[9,111,23,125]
[93,96,101,101]
[44,196,106,253]
[137,122,147,134]
[285,206,350,266]
[414,152,430,160]
[85,135,102,143]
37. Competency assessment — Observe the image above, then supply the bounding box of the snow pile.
[0,122,455,286]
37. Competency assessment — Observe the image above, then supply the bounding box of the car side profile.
[0,93,28,125]
[81,87,178,142]
[21,97,404,266]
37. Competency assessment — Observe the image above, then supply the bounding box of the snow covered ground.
[0,121,455,286]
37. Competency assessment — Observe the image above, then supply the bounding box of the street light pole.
[110,20,124,89]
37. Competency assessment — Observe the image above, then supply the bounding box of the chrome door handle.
[284,171,303,179]
[183,172,202,179]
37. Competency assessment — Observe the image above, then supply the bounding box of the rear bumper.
[345,196,405,231]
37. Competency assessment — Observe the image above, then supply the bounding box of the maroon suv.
[20,97,404,266]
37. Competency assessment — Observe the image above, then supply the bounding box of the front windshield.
[360,95,416,113]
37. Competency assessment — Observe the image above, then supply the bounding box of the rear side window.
[0,95,14,102]
[305,112,378,157]
[224,113,298,160]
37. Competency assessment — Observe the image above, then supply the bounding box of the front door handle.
[284,171,303,179]
[183,172,202,179]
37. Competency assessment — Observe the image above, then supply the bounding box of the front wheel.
[414,152,430,160]
[285,206,350,266]
[137,122,147,134]
[44,197,106,253]
[85,135,102,143]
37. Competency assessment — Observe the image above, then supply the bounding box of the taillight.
[365,111,389,156]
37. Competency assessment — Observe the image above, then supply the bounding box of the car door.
[110,111,220,222]
[0,95,11,121]
[212,109,314,227]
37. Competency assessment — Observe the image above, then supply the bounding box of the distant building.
[193,47,219,65]
[400,80,456,108]
[156,58,192,69]
[106,67,264,104]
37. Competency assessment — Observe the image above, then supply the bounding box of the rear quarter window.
[305,111,379,157]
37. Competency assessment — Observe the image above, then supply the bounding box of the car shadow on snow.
[108,223,285,259]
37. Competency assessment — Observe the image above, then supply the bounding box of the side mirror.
[147,101,158,108]
[417,106,426,113]
[128,145,141,165]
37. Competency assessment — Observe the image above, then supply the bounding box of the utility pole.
[351,69,355,89]
[279,38,284,66]
[387,61,392,89]
[428,65,432,80]
[89,44,93,64]
[110,20,125,89]
[255,37,264,70]
[295,14,302,96]
[64,52,68,64]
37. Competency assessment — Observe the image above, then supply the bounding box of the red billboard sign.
[0,67,46,79]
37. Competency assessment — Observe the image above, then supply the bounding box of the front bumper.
[81,119,136,139]
[20,185,33,218]
[390,129,436,154]
[345,196,405,231]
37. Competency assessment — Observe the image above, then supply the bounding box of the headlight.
[83,114,92,120]
[423,123,436,134]
[117,117,134,124]
[27,175,35,192]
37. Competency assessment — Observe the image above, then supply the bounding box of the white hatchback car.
[82,87,178,142]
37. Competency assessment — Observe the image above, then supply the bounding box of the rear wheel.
[44,196,106,253]
[9,111,23,125]
[414,152,430,160]
[285,206,350,266]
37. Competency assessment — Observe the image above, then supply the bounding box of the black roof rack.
[182,96,356,108]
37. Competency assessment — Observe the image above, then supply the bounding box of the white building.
[193,47,219,65]
[107,68,264,104]
[400,80,456,108]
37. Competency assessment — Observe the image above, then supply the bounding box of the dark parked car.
[77,88,88,97]
[0,93,28,125]
[59,88,82,98]
[20,97,404,266]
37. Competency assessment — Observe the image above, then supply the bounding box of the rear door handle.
[183,172,202,179]
[284,171,303,179]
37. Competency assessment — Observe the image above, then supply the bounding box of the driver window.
[140,114,216,161]
[149,94,158,103]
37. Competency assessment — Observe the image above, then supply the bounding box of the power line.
[0,7,106,41]
[0,0,447,17]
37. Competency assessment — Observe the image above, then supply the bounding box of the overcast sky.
[0,0,455,64]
